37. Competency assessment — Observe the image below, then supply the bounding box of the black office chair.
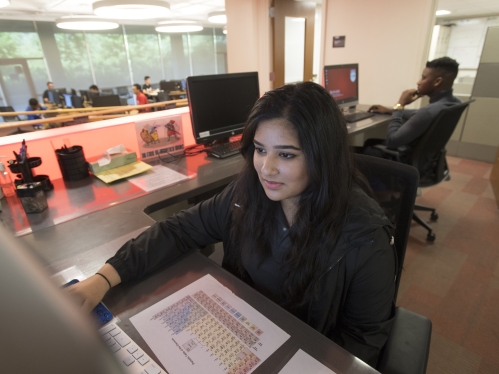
[0,106,21,122]
[355,154,432,374]
[373,101,474,241]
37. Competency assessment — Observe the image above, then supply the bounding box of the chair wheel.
[427,232,436,242]
[430,212,438,221]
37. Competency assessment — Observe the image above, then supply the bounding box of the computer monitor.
[101,88,114,96]
[0,225,125,374]
[151,83,160,90]
[323,63,359,109]
[79,90,89,101]
[71,95,83,109]
[48,90,61,106]
[55,88,67,95]
[92,95,122,107]
[116,86,129,97]
[187,72,260,145]
[63,93,73,108]
[159,80,177,92]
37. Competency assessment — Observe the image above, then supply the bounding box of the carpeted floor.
[397,156,499,374]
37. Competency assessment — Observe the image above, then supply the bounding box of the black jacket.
[108,182,396,368]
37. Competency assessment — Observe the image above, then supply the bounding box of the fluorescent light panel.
[208,11,226,24]
[0,0,10,8]
[436,10,451,16]
[93,0,171,20]
[56,16,119,31]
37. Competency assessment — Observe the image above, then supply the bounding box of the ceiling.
[436,0,499,20]
[1,0,498,26]
[0,0,226,26]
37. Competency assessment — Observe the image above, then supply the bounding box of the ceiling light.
[156,21,203,33]
[93,0,171,20]
[436,10,451,16]
[56,16,119,31]
[208,11,226,24]
[223,26,227,35]
[0,0,10,8]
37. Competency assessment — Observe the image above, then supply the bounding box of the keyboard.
[99,322,163,374]
[208,140,242,159]
[343,111,375,123]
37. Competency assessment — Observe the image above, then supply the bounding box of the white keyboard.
[99,322,163,374]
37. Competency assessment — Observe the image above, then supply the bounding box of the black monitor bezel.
[323,63,359,108]
[187,72,259,145]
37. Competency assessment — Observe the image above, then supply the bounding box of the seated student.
[364,57,461,162]
[42,82,54,104]
[132,83,150,112]
[89,84,99,93]
[25,98,46,130]
[68,82,396,368]
[142,76,152,92]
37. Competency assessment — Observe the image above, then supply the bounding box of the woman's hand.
[65,264,121,314]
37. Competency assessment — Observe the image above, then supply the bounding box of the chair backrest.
[157,91,169,102]
[354,154,419,300]
[0,106,21,122]
[410,100,473,186]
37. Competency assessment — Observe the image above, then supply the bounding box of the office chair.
[373,101,474,241]
[0,106,21,122]
[355,154,432,374]
[156,91,169,102]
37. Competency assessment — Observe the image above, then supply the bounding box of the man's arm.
[386,109,433,149]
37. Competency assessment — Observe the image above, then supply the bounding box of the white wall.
[225,0,273,94]
[322,0,437,108]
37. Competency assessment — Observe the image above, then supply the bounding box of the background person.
[67,82,396,368]
[25,98,46,130]
[364,57,461,162]
[142,76,152,92]
[89,84,99,93]
[42,81,54,104]
[132,84,150,112]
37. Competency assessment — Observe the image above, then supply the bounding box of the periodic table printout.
[130,274,290,374]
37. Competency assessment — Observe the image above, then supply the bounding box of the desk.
[5,108,389,263]
[48,228,378,374]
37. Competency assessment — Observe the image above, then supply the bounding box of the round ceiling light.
[156,20,203,33]
[93,0,171,20]
[208,11,226,24]
[56,16,119,31]
[435,10,451,16]
[0,0,10,8]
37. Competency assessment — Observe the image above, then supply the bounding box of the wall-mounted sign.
[333,36,345,48]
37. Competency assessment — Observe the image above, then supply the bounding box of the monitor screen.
[323,63,359,108]
[92,95,121,107]
[63,94,73,108]
[187,72,259,145]
[48,90,61,105]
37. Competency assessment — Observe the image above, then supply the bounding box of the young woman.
[70,82,396,368]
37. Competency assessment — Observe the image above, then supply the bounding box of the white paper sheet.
[130,274,290,374]
[278,350,337,374]
[127,164,190,192]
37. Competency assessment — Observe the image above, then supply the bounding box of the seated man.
[132,84,150,113]
[142,76,152,93]
[25,98,46,130]
[89,84,99,93]
[364,57,461,162]
[42,81,54,104]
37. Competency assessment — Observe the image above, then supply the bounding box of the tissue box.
[87,151,137,174]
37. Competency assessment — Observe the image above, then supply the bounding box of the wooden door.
[272,0,316,89]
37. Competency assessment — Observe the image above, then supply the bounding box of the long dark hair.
[231,82,369,308]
